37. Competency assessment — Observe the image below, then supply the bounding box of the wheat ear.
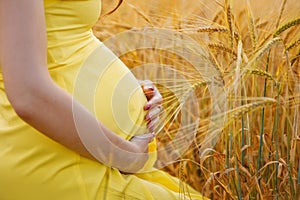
[274,18,300,37]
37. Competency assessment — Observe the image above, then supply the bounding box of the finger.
[130,133,155,147]
[147,117,160,132]
[143,87,155,101]
[141,79,154,89]
[145,105,162,121]
[132,133,155,140]
[140,79,163,110]
[144,90,163,110]
[141,80,155,100]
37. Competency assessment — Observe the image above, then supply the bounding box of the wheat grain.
[228,98,276,120]
[247,37,282,67]
[197,26,228,33]
[225,0,234,48]
[245,68,275,81]
[274,18,300,37]
[286,37,300,51]
[245,0,257,50]
[208,43,237,59]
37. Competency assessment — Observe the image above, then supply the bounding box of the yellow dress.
[0,0,207,199]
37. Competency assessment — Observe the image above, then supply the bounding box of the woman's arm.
[0,0,153,173]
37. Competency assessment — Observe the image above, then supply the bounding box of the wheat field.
[94,0,300,199]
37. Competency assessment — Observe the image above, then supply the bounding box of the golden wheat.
[98,0,300,199]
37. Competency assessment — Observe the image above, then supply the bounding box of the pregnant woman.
[0,0,207,199]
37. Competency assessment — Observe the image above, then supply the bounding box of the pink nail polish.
[148,87,154,91]
[144,104,150,110]
[145,115,150,120]
[149,125,154,132]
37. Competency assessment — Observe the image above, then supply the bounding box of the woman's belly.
[71,43,149,140]
[51,43,157,170]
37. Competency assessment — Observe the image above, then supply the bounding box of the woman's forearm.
[10,76,149,172]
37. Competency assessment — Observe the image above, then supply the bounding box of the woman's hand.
[130,133,155,151]
[118,133,154,173]
[140,80,163,133]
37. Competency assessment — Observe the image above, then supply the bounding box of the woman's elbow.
[4,73,51,120]
[5,81,46,120]
[8,92,35,120]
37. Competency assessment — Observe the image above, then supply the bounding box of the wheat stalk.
[275,0,287,28]
[126,2,153,24]
[208,51,225,78]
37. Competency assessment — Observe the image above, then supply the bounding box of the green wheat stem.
[241,115,245,166]
[225,125,230,168]
[235,149,242,200]
[225,113,231,199]
[286,109,296,197]
[257,108,265,173]
[297,157,300,198]
[257,50,271,184]
[273,85,280,200]
[288,108,297,198]
[228,107,234,198]
[286,55,296,198]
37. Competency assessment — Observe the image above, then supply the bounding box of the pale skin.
[0,1,162,173]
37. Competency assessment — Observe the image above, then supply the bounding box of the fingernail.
[147,86,154,91]
[145,114,150,120]
[144,104,150,110]
[149,127,154,132]
[148,123,154,132]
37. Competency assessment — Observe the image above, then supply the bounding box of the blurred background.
[94,0,300,199]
